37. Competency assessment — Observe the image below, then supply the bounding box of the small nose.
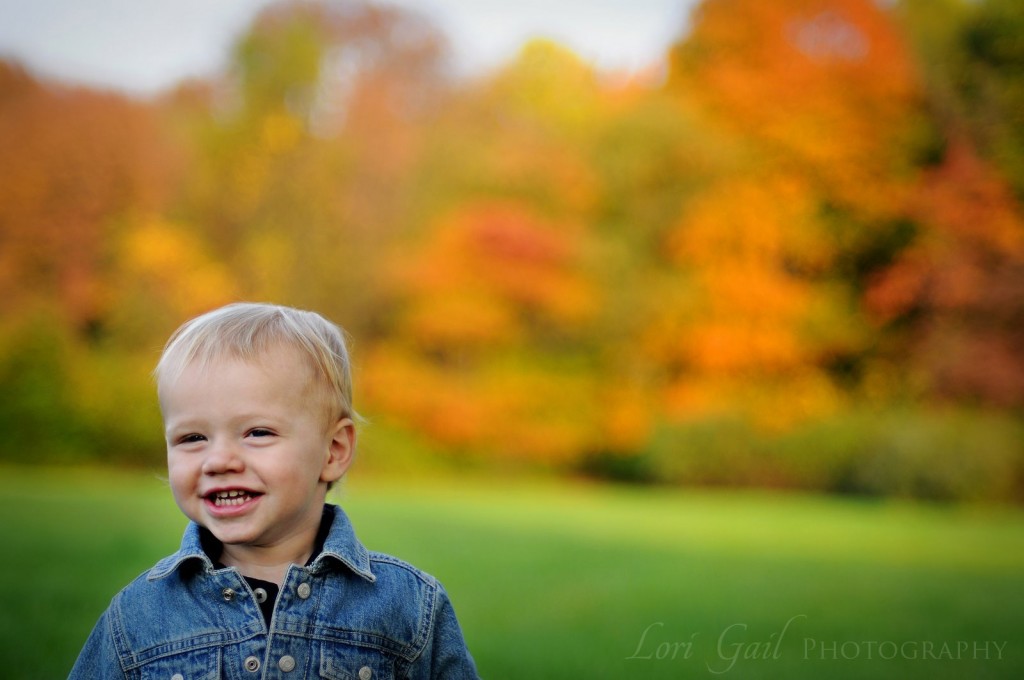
[201,438,244,475]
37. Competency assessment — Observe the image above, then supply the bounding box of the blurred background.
[1,0,1022,501]
[1,0,1023,677]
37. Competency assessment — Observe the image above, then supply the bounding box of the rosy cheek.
[167,458,194,491]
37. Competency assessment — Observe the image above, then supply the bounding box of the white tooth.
[211,490,254,506]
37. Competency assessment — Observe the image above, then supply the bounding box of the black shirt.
[199,508,333,627]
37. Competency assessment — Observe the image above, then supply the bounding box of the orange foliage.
[648,177,828,374]
[640,173,856,425]
[363,200,600,462]
[0,62,178,329]
[673,0,922,215]
[395,202,595,349]
[599,381,657,452]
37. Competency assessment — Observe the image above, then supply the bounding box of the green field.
[1,466,1022,679]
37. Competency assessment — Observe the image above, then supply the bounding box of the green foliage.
[823,408,1024,502]
[898,0,1024,197]
[646,415,774,486]
[0,311,85,462]
[68,348,166,465]
[0,309,163,465]
[958,0,1024,197]
[232,8,326,115]
[591,406,1023,503]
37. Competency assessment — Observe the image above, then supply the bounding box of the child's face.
[161,346,353,553]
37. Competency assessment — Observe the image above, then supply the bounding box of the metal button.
[297,582,311,599]
[222,587,236,602]
[171,674,184,680]
[253,587,268,604]
[359,666,373,680]
[244,656,261,672]
[278,655,296,672]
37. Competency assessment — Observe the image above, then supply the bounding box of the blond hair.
[155,302,355,424]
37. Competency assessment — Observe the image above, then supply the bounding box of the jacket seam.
[108,593,131,678]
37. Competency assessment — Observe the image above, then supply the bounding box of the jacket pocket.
[138,646,222,680]
[319,645,397,680]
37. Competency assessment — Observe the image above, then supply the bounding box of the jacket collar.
[147,504,376,583]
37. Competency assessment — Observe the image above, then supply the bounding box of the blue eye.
[248,429,274,438]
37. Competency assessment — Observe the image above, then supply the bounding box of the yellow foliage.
[361,344,598,464]
[404,293,520,348]
[239,231,297,302]
[662,371,842,432]
[230,152,270,215]
[118,217,237,318]
[261,111,304,154]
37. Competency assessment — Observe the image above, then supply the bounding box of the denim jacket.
[69,504,479,679]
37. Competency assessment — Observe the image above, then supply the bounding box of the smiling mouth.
[208,490,262,507]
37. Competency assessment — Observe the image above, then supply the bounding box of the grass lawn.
[1,465,1022,679]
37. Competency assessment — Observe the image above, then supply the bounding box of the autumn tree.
[670,0,927,217]
[897,0,1024,200]
[0,60,178,335]
[411,40,606,224]
[871,0,1024,406]
[665,0,1024,412]
[358,42,626,462]
[0,60,183,462]
[363,201,599,463]
[649,0,919,426]
[177,0,448,335]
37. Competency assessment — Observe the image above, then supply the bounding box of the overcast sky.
[0,0,699,96]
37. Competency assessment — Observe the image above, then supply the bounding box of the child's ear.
[321,417,355,483]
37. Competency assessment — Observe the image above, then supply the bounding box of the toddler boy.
[70,302,479,679]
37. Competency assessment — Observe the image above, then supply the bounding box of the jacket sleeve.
[68,606,127,679]
[409,584,480,680]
